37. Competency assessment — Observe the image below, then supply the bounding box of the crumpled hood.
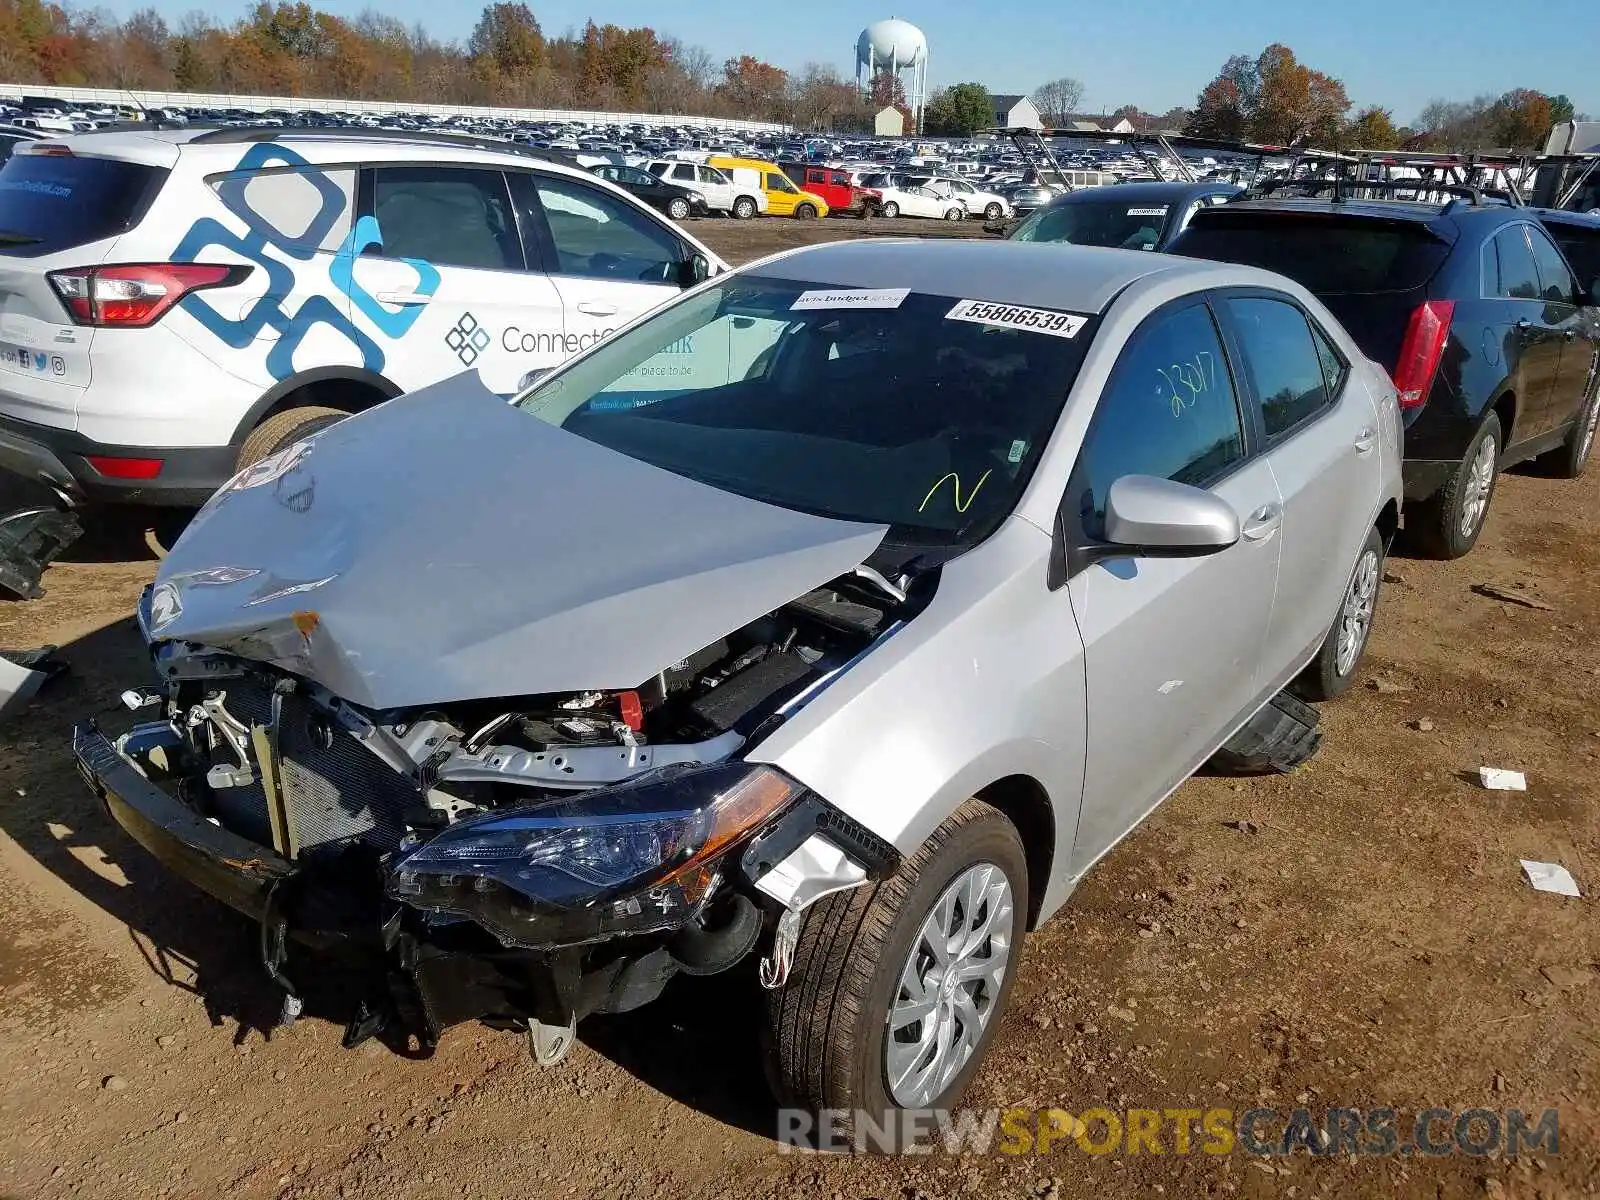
[151,373,888,710]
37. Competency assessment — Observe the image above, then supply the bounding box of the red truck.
[779,161,875,217]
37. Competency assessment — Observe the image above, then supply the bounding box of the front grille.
[208,683,418,856]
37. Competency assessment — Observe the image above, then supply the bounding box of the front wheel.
[763,799,1026,1152]
[1408,413,1500,559]
[983,202,1003,220]
[880,201,899,218]
[666,197,691,221]
[944,207,964,221]
[794,203,818,220]
[732,196,757,220]
[1294,526,1384,701]
[1547,373,1599,479]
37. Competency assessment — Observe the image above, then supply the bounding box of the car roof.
[1053,180,1239,206]
[744,238,1262,315]
[1530,206,1600,231]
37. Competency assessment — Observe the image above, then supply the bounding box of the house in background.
[874,106,906,137]
[991,94,1043,130]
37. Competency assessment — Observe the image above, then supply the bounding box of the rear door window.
[370,167,521,271]
[1490,227,1541,299]
[0,151,163,257]
[1224,296,1333,438]
[1526,225,1579,305]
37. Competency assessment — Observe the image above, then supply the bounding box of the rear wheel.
[1546,373,1599,479]
[880,201,900,218]
[1293,526,1384,701]
[732,196,757,220]
[1409,413,1499,560]
[795,203,818,220]
[763,799,1025,1152]
[666,197,691,220]
[237,405,347,471]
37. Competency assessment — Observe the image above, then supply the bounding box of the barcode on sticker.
[946,299,1087,339]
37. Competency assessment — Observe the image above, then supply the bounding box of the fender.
[228,366,403,448]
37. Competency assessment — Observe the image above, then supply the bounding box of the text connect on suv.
[0,127,726,507]
[1170,191,1600,558]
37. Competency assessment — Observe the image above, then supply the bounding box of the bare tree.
[1031,76,1085,125]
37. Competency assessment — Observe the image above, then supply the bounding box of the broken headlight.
[387,762,805,947]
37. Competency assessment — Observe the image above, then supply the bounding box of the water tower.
[856,18,928,134]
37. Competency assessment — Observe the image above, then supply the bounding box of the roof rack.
[1252,177,1505,206]
[187,123,576,166]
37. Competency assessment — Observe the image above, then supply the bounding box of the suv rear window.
[1173,214,1450,294]
[1543,224,1600,292]
[0,152,163,257]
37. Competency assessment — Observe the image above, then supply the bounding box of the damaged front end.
[76,576,903,1060]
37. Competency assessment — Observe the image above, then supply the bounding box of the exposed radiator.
[208,683,417,856]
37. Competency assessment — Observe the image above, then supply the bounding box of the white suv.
[0,127,726,507]
[645,159,767,219]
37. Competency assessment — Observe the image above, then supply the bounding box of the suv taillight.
[1391,299,1454,410]
[48,263,250,328]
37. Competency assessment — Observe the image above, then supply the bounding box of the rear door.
[349,164,560,395]
[1217,291,1380,679]
[1525,222,1592,431]
[518,170,688,365]
[1489,224,1566,437]
[0,149,165,430]
[694,165,732,211]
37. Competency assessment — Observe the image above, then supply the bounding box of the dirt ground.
[1,215,1597,1200]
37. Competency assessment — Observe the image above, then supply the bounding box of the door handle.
[577,301,619,317]
[1241,502,1282,541]
[1354,427,1376,454]
[376,291,430,306]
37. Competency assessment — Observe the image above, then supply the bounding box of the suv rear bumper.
[0,412,236,507]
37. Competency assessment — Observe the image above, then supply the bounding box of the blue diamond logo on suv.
[445,312,493,367]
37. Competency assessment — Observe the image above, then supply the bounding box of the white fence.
[0,83,792,134]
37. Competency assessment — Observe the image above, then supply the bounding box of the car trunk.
[1173,211,1453,375]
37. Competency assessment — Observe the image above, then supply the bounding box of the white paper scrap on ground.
[1478,767,1527,791]
[1520,860,1581,897]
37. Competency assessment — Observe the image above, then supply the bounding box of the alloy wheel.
[885,862,1015,1108]
[1335,548,1380,677]
[1459,434,1497,539]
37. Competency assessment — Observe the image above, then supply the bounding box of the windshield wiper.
[0,230,42,245]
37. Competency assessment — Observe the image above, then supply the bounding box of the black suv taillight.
[1391,299,1455,410]
[48,263,251,328]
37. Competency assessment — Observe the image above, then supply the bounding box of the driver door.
[517,171,690,368]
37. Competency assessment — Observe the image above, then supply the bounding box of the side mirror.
[678,252,711,289]
[1103,476,1240,556]
[516,368,550,391]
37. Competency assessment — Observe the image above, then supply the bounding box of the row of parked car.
[0,119,1593,1148]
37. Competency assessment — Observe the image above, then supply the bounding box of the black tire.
[1293,525,1384,702]
[236,405,346,471]
[666,197,691,221]
[983,202,1003,220]
[763,799,1027,1153]
[880,201,899,219]
[1408,413,1500,560]
[1546,372,1599,479]
[795,203,818,220]
[944,207,964,222]
[732,196,757,220]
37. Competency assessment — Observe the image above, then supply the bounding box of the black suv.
[1169,196,1600,557]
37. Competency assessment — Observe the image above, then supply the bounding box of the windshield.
[514,276,1097,544]
[1010,198,1170,251]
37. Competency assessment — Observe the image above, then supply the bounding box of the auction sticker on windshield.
[945,300,1087,339]
[1127,207,1169,217]
[791,288,909,311]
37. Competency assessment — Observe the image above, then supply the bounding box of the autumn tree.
[1492,88,1552,150]
[468,2,543,92]
[1030,76,1083,126]
[718,54,788,120]
[1185,45,1349,145]
[1347,105,1400,149]
[868,69,912,130]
